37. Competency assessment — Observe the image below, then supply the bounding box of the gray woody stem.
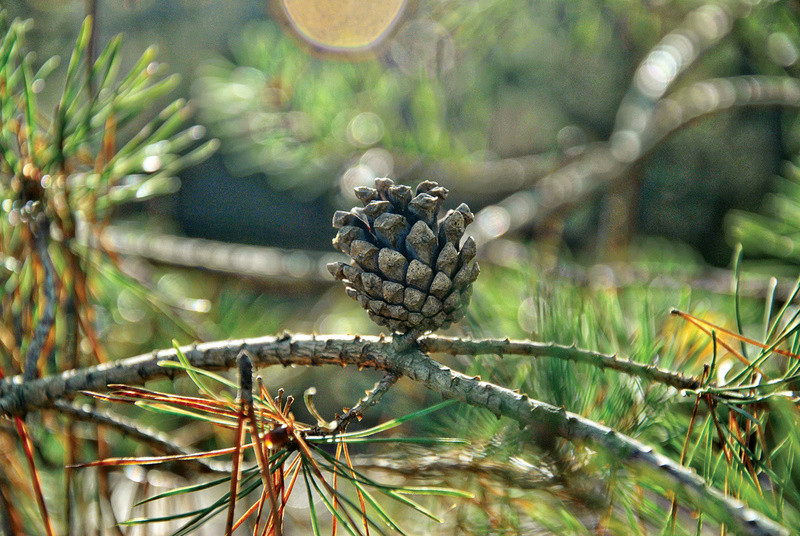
[0,333,789,536]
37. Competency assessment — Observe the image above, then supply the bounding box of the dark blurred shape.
[177,155,334,250]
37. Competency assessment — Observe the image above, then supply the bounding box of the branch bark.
[419,336,702,391]
[0,334,789,536]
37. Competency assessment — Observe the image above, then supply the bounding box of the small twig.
[613,1,745,138]
[418,336,703,392]
[465,0,789,248]
[24,217,56,381]
[471,75,800,246]
[53,400,229,473]
[239,351,281,536]
[335,371,400,432]
[551,260,800,307]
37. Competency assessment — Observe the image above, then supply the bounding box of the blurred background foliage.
[9,0,796,257]
[5,0,800,534]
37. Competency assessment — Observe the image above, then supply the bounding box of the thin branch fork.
[0,333,789,536]
[335,371,400,432]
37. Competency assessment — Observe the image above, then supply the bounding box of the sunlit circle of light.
[276,0,407,54]
[616,103,649,134]
[517,297,539,334]
[141,155,162,173]
[347,112,384,147]
[695,5,730,40]
[340,165,376,199]
[662,33,695,67]
[781,79,800,103]
[475,206,511,240]
[283,251,312,278]
[609,130,642,163]
[359,147,394,178]
[117,290,146,324]
[714,79,736,108]
[636,47,680,99]
[768,32,799,67]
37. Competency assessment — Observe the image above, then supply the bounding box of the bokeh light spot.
[768,32,799,67]
[277,0,406,53]
[390,19,455,76]
[347,112,384,147]
[142,155,162,173]
[636,47,680,99]
[340,165,376,199]
[359,147,394,177]
[609,130,641,163]
[475,206,511,240]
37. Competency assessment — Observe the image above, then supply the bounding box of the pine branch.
[418,336,702,391]
[0,334,703,416]
[387,347,788,536]
[24,217,57,381]
[0,334,379,416]
[0,334,789,535]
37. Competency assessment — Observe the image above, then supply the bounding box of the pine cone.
[328,178,479,333]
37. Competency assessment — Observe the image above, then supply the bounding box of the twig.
[98,223,800,310]
[0,334,789,535]
[334,371,400,432]
[613,2,746,138]
[24,217,56,381]
[53,400,229,473]
[418,336,702,391]
[224,356,247,536]
[395,151,559,194]
[551,260,800,308]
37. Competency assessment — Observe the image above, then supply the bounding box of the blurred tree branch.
[470,75,800,246]
[468,0,789,245]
